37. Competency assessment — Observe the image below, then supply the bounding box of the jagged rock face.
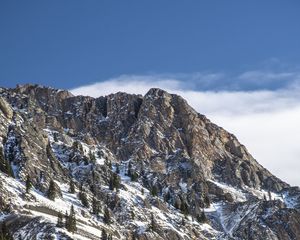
[0,84,299,240]
[3,85,286,191]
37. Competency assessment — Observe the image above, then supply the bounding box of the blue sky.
[1,1,300,90]
[1,1,300,186]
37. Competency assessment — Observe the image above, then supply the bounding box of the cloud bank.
[71,72,300,186]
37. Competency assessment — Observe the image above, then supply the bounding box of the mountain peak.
[0,85,299,240]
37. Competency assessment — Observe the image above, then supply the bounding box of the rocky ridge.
[0,84,299,240]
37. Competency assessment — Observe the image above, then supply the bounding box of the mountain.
[0,84,300,240]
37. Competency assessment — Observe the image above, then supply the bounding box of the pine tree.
[268,190,272,201]
[103,207,111,224]
[79,183,83,192]
[109,178,114,191]
[151,185,158,197]
[174,200,180,210]
[78,190,89,208]
[181,217,185,226]
[92,197,101,215]
[72,141,83,152]
[0,148,14,178]
[127,161,132,177]
[164,191,171,203]
[105,158,112,169]
[25,175,32,194]
[130,172,138,182]
[64,211,69,230]
[101,229,108,240]
[140,161,145,176]
[0,148,6,173]
[180,200,189,216]
[89,150,96,163]
[150,213,156,232]
[0,222,12,240]
[132,232,137,240]
[47,179,56,200]
[67,205,77,233]
[56,212,64,228]
[83,156,89,165]
[6,161,14,178]
[204,194,211,206]
[131,209,135,220]
[69,179,76,194]
[53,132,58,142]
[109,173,121,191]
[90,183,96,194]
[197,210,207,223]
[115,164,120,174]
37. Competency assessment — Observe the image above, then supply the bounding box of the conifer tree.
[197,209,207,223]
[6,162,14,178]
[132,232,136,240]
[64,211,69,230]
[105,158,112,169]
[151,185,158,197]
[0,222,12,240]
[103,207,111,224]
[268,190,272,201]
[92,197,101,215]
[131,208,135,220]
[109,178,114,191]
[130,172,138,182]
[0,148,14,178]
[101,229,108,240]
[150,213,157,232]
[181,217,185,226]
[180,200,189,216]
[127,161,132,177]
[72,141,83,152]
[53,132,58,142]
[115,163,120,174]
[0,148,6,173]
[109,173,121,191]
[90,183,95,194]
[164,191,171,203]
[67,205,77,233]
[115,173,121,190]
[69,179,76,194]
[83,156,89,165]
[25,175,32,194]
[79,190,89,208]
[89,150,96,163]
[174,200,180,210]
[56,212,64,228]
[204,194,211,206]
[47,179,56,200]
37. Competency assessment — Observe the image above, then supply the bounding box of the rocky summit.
[0,84,300,240]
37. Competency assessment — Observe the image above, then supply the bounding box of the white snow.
[208,180,247,202]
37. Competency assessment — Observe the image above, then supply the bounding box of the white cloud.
[70,75,182,97]
[71,74,300,187]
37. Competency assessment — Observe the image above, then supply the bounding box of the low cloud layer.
[71,72,300,186]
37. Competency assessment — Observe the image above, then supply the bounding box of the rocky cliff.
[0,84,299,240]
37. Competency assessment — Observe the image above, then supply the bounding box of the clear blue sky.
[1,0,300,89]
